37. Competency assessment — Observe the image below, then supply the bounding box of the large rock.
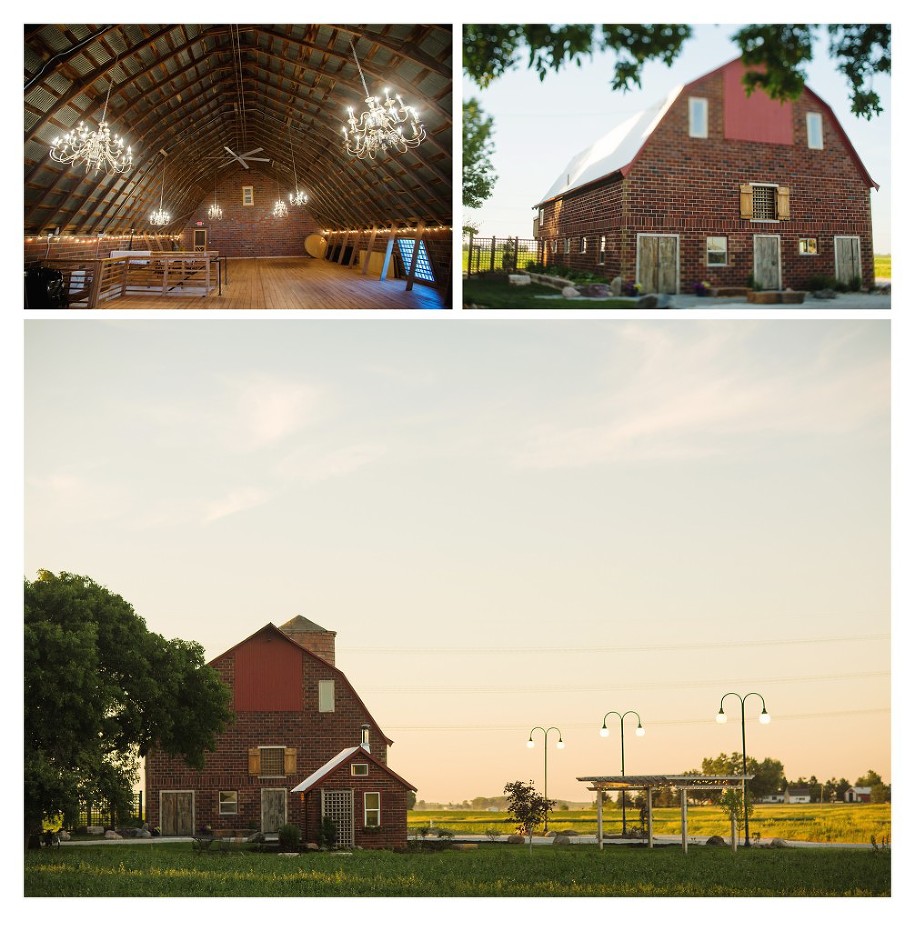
[577,283,610,298]
[104,830,122,840]
[552,834,572,845]
[505,834,525,844]
[636,294,658,309]
[768,838,790,848]
[706,835,726,846]
[508,274,531,286]
[561,285,580,299]
[610,276,623,296]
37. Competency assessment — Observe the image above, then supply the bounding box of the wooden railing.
[42,252,219,308]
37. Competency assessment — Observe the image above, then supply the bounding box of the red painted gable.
[722,59,793,145]
[234,631,302,711]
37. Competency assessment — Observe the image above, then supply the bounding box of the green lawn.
[25,841,890,896]
[463,277,635,310]
[410,803,891,845]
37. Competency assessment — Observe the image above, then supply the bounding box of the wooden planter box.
[747,291,807,304]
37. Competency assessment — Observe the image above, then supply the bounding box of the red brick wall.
[300,757,411,850]
[145,629,395,838]
[536,68,875,291]
[178,166,322,259]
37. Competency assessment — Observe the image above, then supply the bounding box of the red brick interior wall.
[180,166,323,259]
[536,69,875,291]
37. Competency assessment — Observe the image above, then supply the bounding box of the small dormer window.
[806,112,823,149]
[689,97,708,138]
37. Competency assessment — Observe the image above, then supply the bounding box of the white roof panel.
[536,85,683,205]
[290,746,361,793]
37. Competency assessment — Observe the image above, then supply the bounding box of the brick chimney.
[278,615,336,666]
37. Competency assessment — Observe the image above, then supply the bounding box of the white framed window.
[351,763,369,777]
[598,235,606,265]
[364,792,381,828]
[563,238,570,255]
[318,679,335,712]
[806,112,823,149]
[799,238,818,255]
[580,236,588,254]
[688,97,708,138]
[538,208,544,226]
[242,185,254,206]
[706,236,727,266]
[219,791,238,815]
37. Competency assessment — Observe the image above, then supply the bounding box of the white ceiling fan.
[221,146,271,169]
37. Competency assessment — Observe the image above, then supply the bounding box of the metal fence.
[69,792,145,829]
[464,235,542,276]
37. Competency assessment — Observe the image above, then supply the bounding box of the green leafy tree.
[856,770,890,803]
[463,98,498,209]
[463,24,890,119]
[504,780,552,852]
[24,570,233,848]
[701,752,784,800]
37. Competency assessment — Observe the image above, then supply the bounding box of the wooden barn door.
[835,236,862,287]
[261,788,287,833]
[753,235,782,290]
[160,791,194,836]
[321,789,354,847]
[637,234,679,294]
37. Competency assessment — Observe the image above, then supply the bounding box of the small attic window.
[689,97,708,138]
[806,112,824,149]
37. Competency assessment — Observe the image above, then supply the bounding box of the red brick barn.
[144,615,415,849]
[533,58,877,294]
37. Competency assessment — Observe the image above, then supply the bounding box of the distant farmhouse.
[532,58,877,294]
[845,785,873,803]
[145,615,415,849]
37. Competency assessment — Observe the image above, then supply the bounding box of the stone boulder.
[577,283,610,298]
[508,274,531,286]
[768,838,790,848]
[705,835,726,846]
[104,830,122,840]
[552,834,572,845]
[505,833,525,844]
[610,276,623,296]
[561,285,580,299]
[636,294,658,309]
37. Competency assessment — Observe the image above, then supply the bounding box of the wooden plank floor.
[99,257,449,310]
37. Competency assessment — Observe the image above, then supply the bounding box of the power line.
[360,670,889,694]
[383,707,889,731]
[342,634,888,656]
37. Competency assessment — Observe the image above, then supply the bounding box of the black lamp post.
[716,692,770,846]
[527,726,564,834]
[599,710,645,836]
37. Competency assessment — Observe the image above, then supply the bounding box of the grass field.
[462,277,634,310]
[409,803,891,845]
[874,254,891,279]
[24,841,890,896]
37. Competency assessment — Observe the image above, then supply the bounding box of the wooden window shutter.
[248,748,261,775]
[739,185,753,219]
[284,747,297,775]
[777,187,790,220]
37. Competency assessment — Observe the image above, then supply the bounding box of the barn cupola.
[279,614,336,666]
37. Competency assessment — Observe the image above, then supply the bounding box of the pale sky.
[463,22,892,252]
[23,319,890,802]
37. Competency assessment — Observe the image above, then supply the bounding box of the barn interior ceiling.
[24,24,453,235]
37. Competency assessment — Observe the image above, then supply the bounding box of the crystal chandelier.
[50,74,133,174]
[208,174,223,220]
[286,124,308,206]
[150,157,171,226]
[342,39,426,160]
[272,179,288,218]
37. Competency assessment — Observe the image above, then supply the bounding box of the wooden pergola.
[577,774,752,854]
